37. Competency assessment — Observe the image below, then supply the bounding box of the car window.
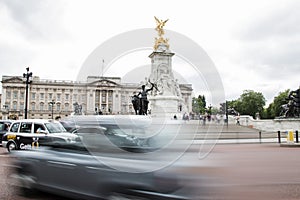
[34,123,46,133]
[10,122,20,133]
[45,122,66,133]
[20,122,33,133]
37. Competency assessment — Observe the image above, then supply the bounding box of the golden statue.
[154,16,169,50]
[154,16,168,37]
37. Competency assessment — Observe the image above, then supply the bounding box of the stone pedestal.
[149,96,179,118]
[147,44,187,118]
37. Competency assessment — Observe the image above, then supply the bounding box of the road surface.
[1,141,300,199]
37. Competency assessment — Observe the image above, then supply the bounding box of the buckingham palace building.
[1,75,193,120]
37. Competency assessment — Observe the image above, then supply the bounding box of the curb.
[280,143,300,148]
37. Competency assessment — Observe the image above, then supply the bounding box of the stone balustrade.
[237,115,300,132]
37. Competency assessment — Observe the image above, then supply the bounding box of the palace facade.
[1,75,193,120]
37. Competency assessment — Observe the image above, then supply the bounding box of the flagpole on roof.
[101,59,104,78]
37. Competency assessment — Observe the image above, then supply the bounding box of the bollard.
[287,130,294,144]
[296,130,299,143]
[278,131,281,143]
[259,131,262,144]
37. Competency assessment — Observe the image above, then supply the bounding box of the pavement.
[201,143,300,200]
[186,121,300,146]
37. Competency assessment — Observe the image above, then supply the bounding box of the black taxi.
[1,119,79,152]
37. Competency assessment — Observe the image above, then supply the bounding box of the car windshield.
[101,125,144,135]
[45,122,66,133]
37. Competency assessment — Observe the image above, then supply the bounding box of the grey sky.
[0,0,299,106]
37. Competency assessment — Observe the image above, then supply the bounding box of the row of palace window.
[6,91,24,99]
[30,103,70,112]
[6,91,85,102]
[4,102,70,112]
[6,91,139,112]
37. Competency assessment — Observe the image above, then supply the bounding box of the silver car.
[10,139,194,200]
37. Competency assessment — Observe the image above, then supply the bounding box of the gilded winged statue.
[154,16,169,37]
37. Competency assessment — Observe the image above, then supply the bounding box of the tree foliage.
[272,89,290,117]
[262,89,290,119]
[194,89,294,119]
[192,95,206,114]
[230,90,266,118]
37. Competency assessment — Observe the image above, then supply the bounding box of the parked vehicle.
[2,119,79,152]
[0,120,13,144]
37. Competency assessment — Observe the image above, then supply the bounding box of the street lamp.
[23,67,32,119]
[49,99,55,120]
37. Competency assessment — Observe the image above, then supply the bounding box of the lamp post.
[49,99,55,120]
[23,67,32,119]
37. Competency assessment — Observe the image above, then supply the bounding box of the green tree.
[227,100,239,111]
[265,89,290,118]
[231,90,266,118]
[273,90,290,117]
[210,106,219,115]
[192,95,206,114]
[261,103,274,119]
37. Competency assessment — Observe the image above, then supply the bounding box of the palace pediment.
[1,76,24,84]
[88,79,119,87]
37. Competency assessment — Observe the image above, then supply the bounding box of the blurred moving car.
[59,120,79,133]
[9,115,204,199]
[0,120,13,144]
[2,119,79,152]
[60,115,159,153]
[11,141,190,200]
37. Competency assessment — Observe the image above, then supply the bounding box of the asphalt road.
[183,143,300,200]
[1,141,300,200]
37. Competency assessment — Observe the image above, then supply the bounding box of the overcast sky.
[0,0,299,106]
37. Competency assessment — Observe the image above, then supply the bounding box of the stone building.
[1,75,192,120]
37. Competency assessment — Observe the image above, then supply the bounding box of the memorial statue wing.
[162,19,169,26]
[154,16,160,25]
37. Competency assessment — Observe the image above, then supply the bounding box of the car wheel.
[7,141,17,152]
